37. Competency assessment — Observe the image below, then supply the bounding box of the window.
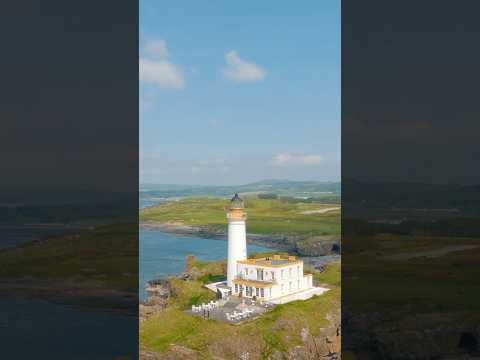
[281,270,284,279]
[235,284,238,293]
[297,266,300,278]
[289,268,292,278]
[260,288,265,297]
[297,280,300,289]
[256,287,259,297]
[289,282,292,291]
[257,269,264,281]
[271,271,275,280]
[239,285,243,293]
[281,284,284,293]
[245,269,248,277]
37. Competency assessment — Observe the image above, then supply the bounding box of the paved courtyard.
[185,297,273,324]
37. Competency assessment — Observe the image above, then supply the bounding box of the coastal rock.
[141,279,175,321]
[344,309,480,359]
[145,279,175,299]
[184,255,197,273]
[285,310,341,360]
[295,237,340,257]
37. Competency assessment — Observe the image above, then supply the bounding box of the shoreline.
[140,221,296,251]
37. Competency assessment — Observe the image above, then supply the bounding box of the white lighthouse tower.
[226,193,247,288]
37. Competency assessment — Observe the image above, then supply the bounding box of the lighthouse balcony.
[233,274,276,286]
[226,212,247,221]
[233,276,276,287]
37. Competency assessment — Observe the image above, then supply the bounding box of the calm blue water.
[140,230,272,301]
[0,296,137,359]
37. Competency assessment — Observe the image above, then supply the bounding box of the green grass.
[140,261,341,358]
[140,197,340,237]
[0,223,138,290]
[197,274,226,284]
[313,262,341,287]
[168,278,217,309]
[343,234,480,315]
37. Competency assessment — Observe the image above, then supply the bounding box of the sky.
[140,1,340,186]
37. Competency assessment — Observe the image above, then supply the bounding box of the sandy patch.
[301,207,340,215]
[385,245,479,260]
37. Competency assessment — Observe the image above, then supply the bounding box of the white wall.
[227,220,247,287]
[235,262,309,300]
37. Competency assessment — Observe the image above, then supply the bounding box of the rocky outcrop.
[140,279,175,321]
[286,311,341,360]
[295,237,341,257]
[344,309,480,359]
[184,255,197,273]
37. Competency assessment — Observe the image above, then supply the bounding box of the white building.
[216,194,326,304]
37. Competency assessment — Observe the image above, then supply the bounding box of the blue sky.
[140,1,340,185]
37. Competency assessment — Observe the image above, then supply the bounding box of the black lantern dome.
[229,193,244,209]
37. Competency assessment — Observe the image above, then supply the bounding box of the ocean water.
[0,296,137,359]
[140,230,272,301]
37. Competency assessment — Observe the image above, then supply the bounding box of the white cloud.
[140,39,184,89]
[144,39,169,59]
[139,58,184,89]
[271,153,324,167]
[222,50,266,83]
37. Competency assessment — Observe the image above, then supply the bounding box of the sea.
[0,296,137,359]
[139,230,271,301]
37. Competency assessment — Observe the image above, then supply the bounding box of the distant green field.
[140,197,340,237]
[140,179,341,203]
[140,258,340,358]
[0,224,138,290]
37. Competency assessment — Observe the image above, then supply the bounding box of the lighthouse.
[226,193,247,288]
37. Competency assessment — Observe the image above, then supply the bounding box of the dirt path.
[385,245,479,260]
[301,207,340,215]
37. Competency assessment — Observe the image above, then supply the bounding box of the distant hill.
[140,180,340,203]
[343,180,480,216]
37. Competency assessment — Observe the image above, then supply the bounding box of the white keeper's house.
[209,193,326,304]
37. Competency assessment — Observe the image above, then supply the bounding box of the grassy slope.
[0,224,138,290]
[343,234,480,315]
[140,197,340,237]
[140,259,340,358]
